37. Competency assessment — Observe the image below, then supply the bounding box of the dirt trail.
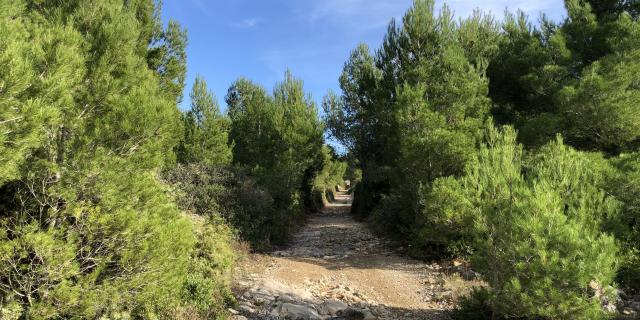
[231,191,479,320]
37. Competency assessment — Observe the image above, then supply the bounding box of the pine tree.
[177,75,232,166]
[447,127,619,319]
[272,71,325,212]
[0,1,199,317]
[323,0,495,248]
[380,0,492,242]
[554,1,640,153]
[488,0,640,152]
[323,43,387,218]
[0,0,82,185]
[557,49,640,153]
[148,20,188,104]
[227,71,323,246]
[227,78,279,169]
[487,11,562,128]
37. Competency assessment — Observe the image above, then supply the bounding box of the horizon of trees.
[1,0,639,319]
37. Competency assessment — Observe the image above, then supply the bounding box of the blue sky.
[161,0,567,111]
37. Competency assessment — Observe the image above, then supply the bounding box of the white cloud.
[306,0,565,30]
[237,17,264,28]
[308,0,412,30]
[439,0,565,21]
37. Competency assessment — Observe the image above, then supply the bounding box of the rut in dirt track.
[231,191,480,320]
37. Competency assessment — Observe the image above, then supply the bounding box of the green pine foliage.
[482,0,640,296]
[486,11,562,131]
[324,0,497,248]
[488,0,640,153]
[602,153,640,294]
[227,71,324,246]
[3,0,640,318]
[445,127,619,319]
[557,48,640,153]
[0,0,81,185]
[326,0,640,316]
[176,75,232,166]
[0,1,233,318]
[148,20,188,104]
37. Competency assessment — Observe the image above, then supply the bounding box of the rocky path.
[231,191,480,320]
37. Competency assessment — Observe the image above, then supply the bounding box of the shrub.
[177,216,235,319]
[604,153,640,294]
[452,288,493,320]
[0,156,196,319]
[443,126,619,319]
[163,164,275,250]
[412,177,475,259]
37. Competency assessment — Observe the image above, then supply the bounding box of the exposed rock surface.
[618,294,640,319]
[232,191,482,320]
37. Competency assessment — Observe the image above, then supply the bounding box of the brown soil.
[232,191,481,320]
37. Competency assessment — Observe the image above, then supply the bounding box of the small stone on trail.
[273,302,322,320]
[237,303,255,314]
[319,299,348,316]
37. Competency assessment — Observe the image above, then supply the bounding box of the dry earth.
[230,191,482,320]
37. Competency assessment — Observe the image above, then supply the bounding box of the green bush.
[178,217,235,319]
[163,164,274,250]
[226,71,325,244]
[452,288,493,320]
[412,177,475,259]
[0,156,196,319]
[603,153,640,293]
[0,1,234,318]
[441,126,619,319]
